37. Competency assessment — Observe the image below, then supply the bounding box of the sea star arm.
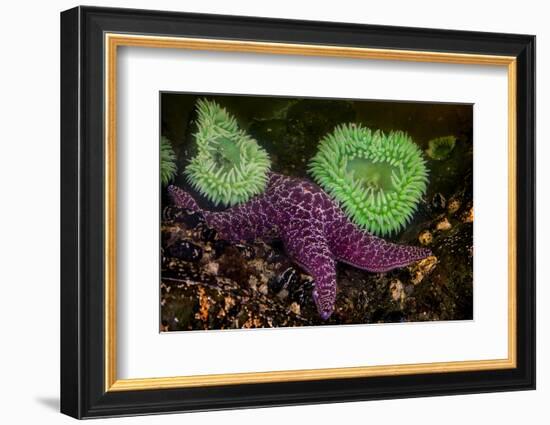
[168,185,201,211]
[282,224,337,320]
[325,208,432,273]
[168,185,277,242]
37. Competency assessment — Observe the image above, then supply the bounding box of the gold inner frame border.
[104,33,517,392]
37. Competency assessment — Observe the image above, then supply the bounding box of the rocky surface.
[160,182,473,331]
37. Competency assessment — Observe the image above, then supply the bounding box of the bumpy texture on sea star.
[168,173,432,320]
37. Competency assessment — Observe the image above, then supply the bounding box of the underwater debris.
[309,124,429,236]
[185,99,271,206]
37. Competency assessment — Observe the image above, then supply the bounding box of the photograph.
[160,93,474,331]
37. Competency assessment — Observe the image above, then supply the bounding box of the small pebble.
[462,207,474,223]
[248,275,259,291]
[436,218,452,231]
[448,198,461,215]
[224,296,236,311]
[289,302,301,316]
[390,279,405,302]
[419,230,433,246]
[258,283,269,295]
[205,262,219,275]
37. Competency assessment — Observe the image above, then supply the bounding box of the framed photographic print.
[60,6,535,419]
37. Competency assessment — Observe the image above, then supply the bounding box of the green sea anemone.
[160,136,177,186]
[426,135,457,160]
[309,124,429,236]
[185,99,271,206]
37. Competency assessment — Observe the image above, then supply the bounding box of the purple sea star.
[168,173,432,320]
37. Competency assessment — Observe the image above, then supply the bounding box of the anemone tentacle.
[160,136,178,187]
[309,123,429,236]
[184,99,271,206]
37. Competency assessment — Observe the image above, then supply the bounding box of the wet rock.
[163,206,205,228]
[277,289,289,301]
[201,227,218,242]
[212,239,229,258]
[288,276,314,306]
[265,249,286,264]
[431,192,446,211]
[217,246,253,284]
[268,276,282,293]
[385,311,406,322]
[165,240,203,262]
[235,244,255,259]
[409,255,438,285]
[269,267,299,293]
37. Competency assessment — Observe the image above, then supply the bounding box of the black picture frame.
[61,5,535,419]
